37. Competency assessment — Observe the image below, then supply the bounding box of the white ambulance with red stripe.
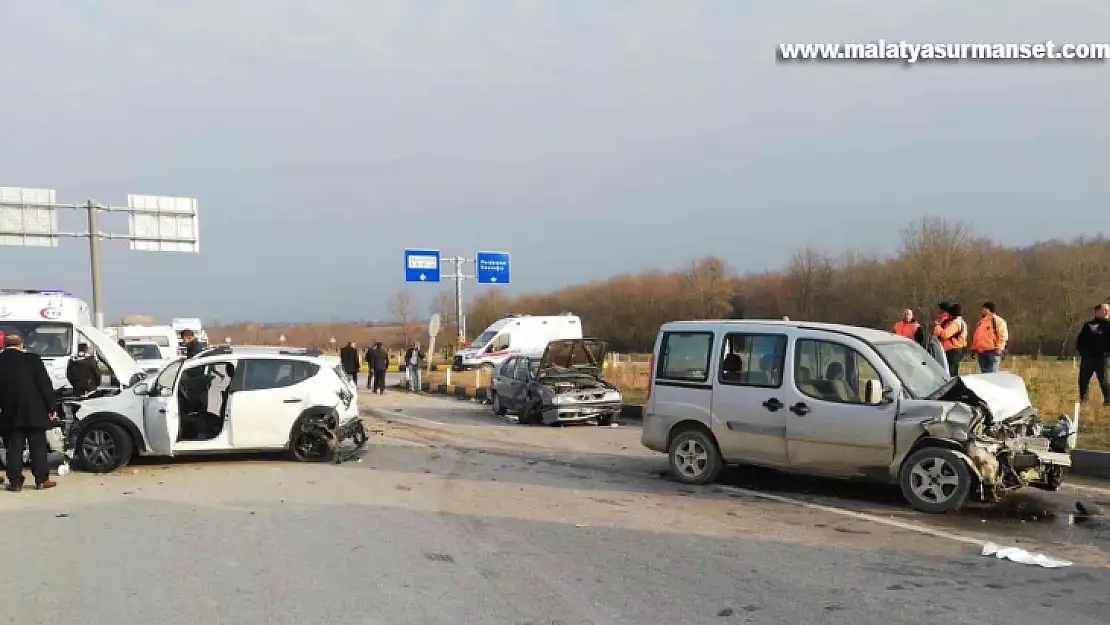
[452,313,583,372]
[0,289,140,391]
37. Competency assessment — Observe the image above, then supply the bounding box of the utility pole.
[86,200,105,329]
[0,187,200,329]
[442,256,472,344]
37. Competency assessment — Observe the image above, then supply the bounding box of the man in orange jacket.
[892,309,920,340]
[970,301,1009,373]
[932,302,968,376]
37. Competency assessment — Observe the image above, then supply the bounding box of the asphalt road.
[2,388,1110,624]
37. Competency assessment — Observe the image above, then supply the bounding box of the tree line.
[449,217,1110,356]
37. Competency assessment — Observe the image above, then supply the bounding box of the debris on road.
[1076,501,1105,517]
[981,542,1071,568]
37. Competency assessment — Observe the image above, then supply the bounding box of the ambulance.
[452,313,583,371]
[0,289,141,391]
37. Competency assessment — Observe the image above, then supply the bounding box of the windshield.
[874,340,950,398]
[0,321,73,357]
[470,330,498,349]
[126,343,163,360]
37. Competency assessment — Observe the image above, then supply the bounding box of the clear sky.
[0,1,1106,324]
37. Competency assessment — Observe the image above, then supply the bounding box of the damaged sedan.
[642,320,1075,513]
[490,338,622,426]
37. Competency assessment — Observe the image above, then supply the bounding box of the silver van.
[641,320,1074,513]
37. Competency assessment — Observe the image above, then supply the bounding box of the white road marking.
[714,484,989,547]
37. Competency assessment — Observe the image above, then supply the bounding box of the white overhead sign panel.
[0,186,59,247]
[127,194,199,253]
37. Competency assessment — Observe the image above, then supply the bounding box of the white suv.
[61,345,367,473]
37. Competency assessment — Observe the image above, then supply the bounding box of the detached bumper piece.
[333,418,370,464]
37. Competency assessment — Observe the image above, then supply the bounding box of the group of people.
[338,341,389,394]
[338,340,428,395]
[894,300,1110,405]
[893,301,1010,377]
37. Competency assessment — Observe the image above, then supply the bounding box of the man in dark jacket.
[368,342,389,395]
[0,334,58,491]
[1076,303,1110,404]
[181,330,203,358]
[340,341,360,385]
[66,342,101,396]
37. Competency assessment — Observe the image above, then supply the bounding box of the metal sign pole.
[86,200,105,330]
[454,256,465,345]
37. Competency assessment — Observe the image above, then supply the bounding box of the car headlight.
[603,391,622,402]
[551,395,569,405]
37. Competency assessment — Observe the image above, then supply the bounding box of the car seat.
[824,362,853,403]
[720,353,744,382]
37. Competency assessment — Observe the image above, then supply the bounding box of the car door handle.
[762,398,784,412]
[283,398,302,403]
[789,402,810,416]
[158,408,167,413]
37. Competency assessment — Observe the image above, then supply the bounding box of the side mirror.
[864,379,886,405]
[132,382,150,396]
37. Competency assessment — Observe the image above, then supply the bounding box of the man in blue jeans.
[404,342,426,393]
[970,301,1009,373]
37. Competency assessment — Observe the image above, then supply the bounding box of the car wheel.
[668,428,722,485]
[492,392,507,417]
[290,429,337,463]
[597,415,613,427]
[899,447,972,514]
[75,422,133,473]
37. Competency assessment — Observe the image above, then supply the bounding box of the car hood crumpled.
[952,372,1034,422]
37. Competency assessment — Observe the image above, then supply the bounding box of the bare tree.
[388,289,417,345]
[431,289,459,353]
[784,246,834,320]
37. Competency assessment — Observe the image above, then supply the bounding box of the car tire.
[597,415,613,427]
[492,392,507,417]
[75,422,133,473]
[667,428,722,485]
[899,447,973,514]
[289,429,337,463]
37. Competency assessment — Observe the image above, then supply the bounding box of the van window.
[794,339,882,405]
[718,333,787,388]
[657,332,713,383]
[488,333,511,352]
[0,322,72,357]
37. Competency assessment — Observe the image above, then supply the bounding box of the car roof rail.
[203,344,234,356]
[278,348,323,357]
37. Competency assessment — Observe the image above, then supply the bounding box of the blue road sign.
[404,248,441,283]
[476,251,511,285]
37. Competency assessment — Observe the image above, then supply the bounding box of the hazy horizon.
[1,1,1106,324]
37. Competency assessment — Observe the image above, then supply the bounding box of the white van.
[0,289,141,390]
[106,324,178,360]
[453,314,583,371]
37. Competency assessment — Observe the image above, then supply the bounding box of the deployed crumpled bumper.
[333,418,370,463]
[540,401,622,425]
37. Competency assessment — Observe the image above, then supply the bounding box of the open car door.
[142,359,184,455]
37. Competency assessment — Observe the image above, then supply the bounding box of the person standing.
[892,309,920,340]
[0,334,58,491]
[340,341,360,385]
[403,341,426,393]
[1076,303,1110,405]
[66,342,101,396]
[970,302,1009,373]
[368,341,389,395]
[932,302,968,377]
[181,329,202,358]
